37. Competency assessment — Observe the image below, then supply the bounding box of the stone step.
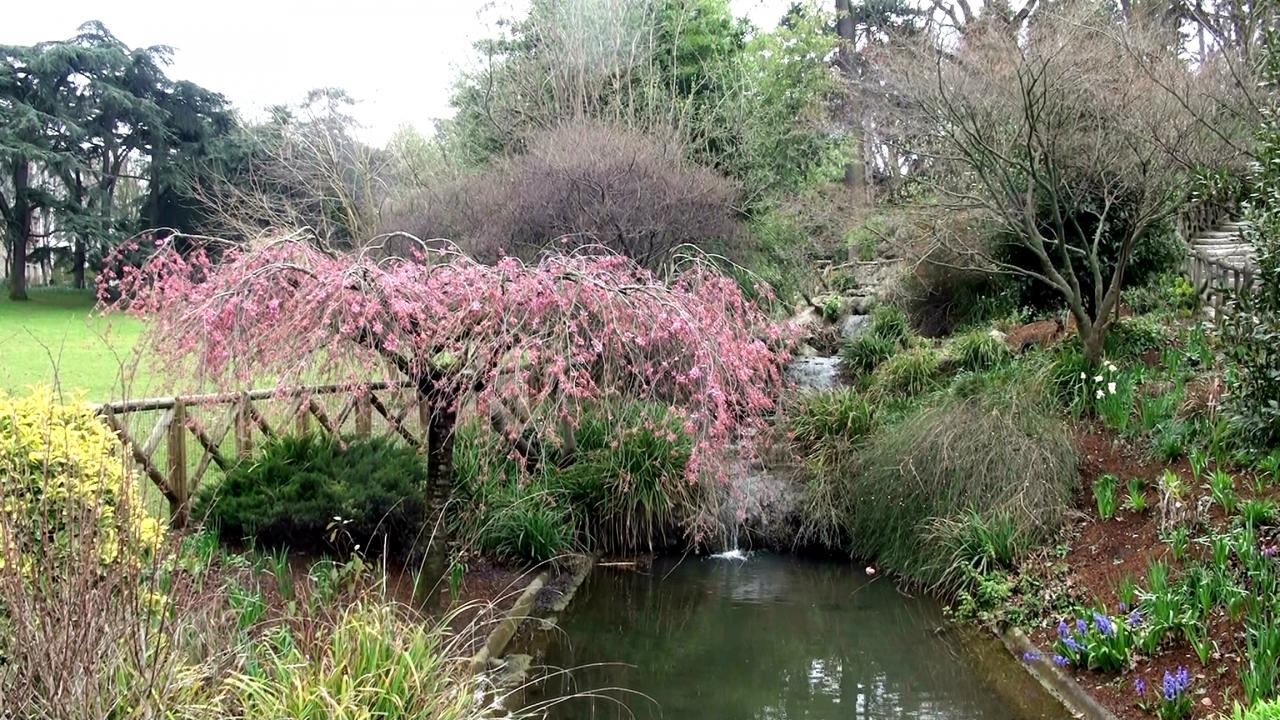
[1192,238,1248,247]
[1197,232,1245,240]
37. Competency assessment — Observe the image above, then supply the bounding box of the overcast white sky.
[6,0,796,146]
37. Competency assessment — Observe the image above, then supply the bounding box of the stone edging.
[1000,627,1121,720]
[469,555,595,674]
[470,570,548,673]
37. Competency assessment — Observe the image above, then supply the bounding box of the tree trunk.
[422,398,457,610]
[72,237,86,290]
[7,162,31,301]
[1082,322,1105,367]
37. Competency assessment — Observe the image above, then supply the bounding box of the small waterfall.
[785,356,842,391]
[707,454,801,561]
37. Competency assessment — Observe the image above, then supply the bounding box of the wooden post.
[355,393,372,438]
[295,398,312,437]
[235,393,254,459]
[167,399,189,527]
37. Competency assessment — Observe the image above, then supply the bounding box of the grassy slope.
[0,288,146,401]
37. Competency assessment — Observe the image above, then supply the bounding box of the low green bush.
[946,329,1012,372]
[1104,315,1169,360]
[194,435,427,553]
[872,347,944,397]
[1121,272,1199,316]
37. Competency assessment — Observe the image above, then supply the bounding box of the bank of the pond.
[520,553,1074,720]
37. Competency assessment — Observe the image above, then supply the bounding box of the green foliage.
[800,385,1078,588]
[1209,468,1238,514]
[1104,315,1169,360]
[928,511,1030,597]
[194,435,427,553]
[945,329,1012,373]
[1121,273,1199,316]
[1124,477,1148,513]
[839,333,897,379]
[233,604,485,719]
[869,304,910,345]
[1093,474,1119,520]
[451,402,697,561]
[1241,498,1278,529]
[1220,107,1280,447]
[1225,700,1280,720]
[786,389,877,450]
[872,347,943,397]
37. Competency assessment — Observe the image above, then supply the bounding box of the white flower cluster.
[1081,361,1120,400]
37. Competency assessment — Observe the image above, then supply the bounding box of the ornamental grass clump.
[872,347,944,397]
[945,329,1011,373]
[806,381,1077,588]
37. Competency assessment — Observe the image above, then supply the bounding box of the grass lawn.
[0,287,148,401]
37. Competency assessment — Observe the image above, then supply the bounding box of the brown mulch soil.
[1024,427,1252,719]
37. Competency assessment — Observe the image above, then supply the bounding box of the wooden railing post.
[167,399,190,527]
[295,398,312,436]
[235,393,254,459]
[355,393,372,438]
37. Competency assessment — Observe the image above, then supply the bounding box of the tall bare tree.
[873,8,1251,364]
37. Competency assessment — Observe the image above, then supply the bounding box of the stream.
[523,554,1071,719]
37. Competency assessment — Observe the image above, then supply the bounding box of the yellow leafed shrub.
[0,387,162,571]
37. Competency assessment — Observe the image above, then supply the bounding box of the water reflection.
[527,554,1070,720]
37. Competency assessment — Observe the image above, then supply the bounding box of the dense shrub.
[0,387,162,569]
[194,435,427,553]
[1104,315,1169,360]
[1121,272,1199,316]
[799,385,1078,588]
[385,121,743,269]
[872,347,944,397]
[1220,111,1280,447]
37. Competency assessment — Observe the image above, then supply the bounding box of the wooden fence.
[1175,197,1254,317]
[96,381,428,526]
[1187,251,1255,319]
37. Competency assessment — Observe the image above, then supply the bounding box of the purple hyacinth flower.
[1023,651,1042,662]
[1076,618,1088,636]
[1127,609,1142,627]
[1052,654,1069,667]
[1093,612,1115,637]
[1063,636,1082,652]
[1134,677,1146,697]
[1057,620,1070,638]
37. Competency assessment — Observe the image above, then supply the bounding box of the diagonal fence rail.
[95,381,428,527]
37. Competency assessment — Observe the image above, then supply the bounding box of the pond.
[524,553,1071,720]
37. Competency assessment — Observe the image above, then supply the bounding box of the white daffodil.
[1095,389,1105,399]
[1107,362,1118,373]
[1107,381,1117,394]
[1093,375,1104,383]
[1079,372,1088,380]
